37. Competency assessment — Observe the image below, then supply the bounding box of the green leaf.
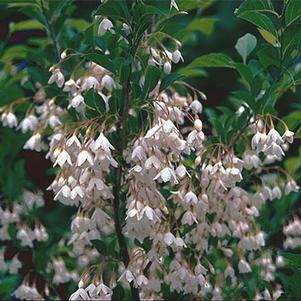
[258,28,279,46]
[231,90,257,113]
[159,73,184,92]
[27,66,48,85]
[187,53,235,69]
[134,11,154,42]
[234,108,250,131]
[285,156,301,175]
[51,0,74,17]
[84,89,106,113]
[94,93,106,114]
[94,1,130,21]
[19,6,47,28]
[285,0,301,26]
[178,67,207,77]
[178,0,214,11]
[9,19,44,33]
[261,93,277,114]
[235,33,257,63]
[112,284,125,301]
[250,77,263,96]
[3,160,27,202]
[91,239,107,256]
[0,274,20,300]
[282,252,301,271]
[119,62,131,83]
[142,65,161,97]
[95,37,107,51]
[7,2,41,9]
[85,53,116,74]
[234,63,253,88]
[282,24,301,58]
[295,126,301,138]
[179,17,217,38]
[235,0,275,15]
[85,89,97,108]
[0,45,31,61]
[283,111,301,130]
[210,118,227,141]
[65,19,90,31]
[134,2,166,19]
[238,11,277,38]
[109,93,119,114]
[256,44,280,67]
[84,24,95,47]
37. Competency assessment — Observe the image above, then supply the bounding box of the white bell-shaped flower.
[98,18,114,36]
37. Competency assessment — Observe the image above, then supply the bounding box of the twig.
[228,114,253,150]
[112,54,140,301]
[40,0,61,61]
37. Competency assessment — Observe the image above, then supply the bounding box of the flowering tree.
[0,0,301,300]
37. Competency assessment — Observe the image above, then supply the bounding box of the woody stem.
[112,39,140,301]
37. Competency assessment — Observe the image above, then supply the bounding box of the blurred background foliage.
[0,0,300,300]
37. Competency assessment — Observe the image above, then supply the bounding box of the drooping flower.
[154,167,178,184]
[171,49,184,64]
[170,0,179,11]
[163,61,172,74]
[48,67,65,88]
[98,18,114,36]
[70,94,85,109]
[54,149,73,167]
[1,111,18,128]
[77,149,94,167]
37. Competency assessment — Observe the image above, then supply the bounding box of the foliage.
[0,0,300,301]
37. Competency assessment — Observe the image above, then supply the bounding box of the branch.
[228,114,252,150]
[40,0,61,61]
[113,75,140,301]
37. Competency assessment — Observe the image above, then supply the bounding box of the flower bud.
[163,61,171,74]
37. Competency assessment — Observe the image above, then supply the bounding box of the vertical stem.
[113,75,140,301]
[228,114,252,151]
[111,1,140,299]
[40,0,61,61]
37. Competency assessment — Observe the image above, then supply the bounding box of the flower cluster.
[13,283,43,300]
[251,118,294,163]
[0,191,51,299]
[0,83,65,152]
[51,257,78,285]
[70,280,113,301]
[5,41,297,301]
[283,216,301,249]
[1,0,299,300]
[55,60,116,113]
[150,46,184,74]
[0,190,47,250]
[47,128,116,270]
[119,103,295,299]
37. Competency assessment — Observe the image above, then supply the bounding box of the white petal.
[144,206,154,220]
[174,237,186,247]
[164,232,175,246]
[176,165,186,178]
[127,209,137,218]
[161,168,171,182]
